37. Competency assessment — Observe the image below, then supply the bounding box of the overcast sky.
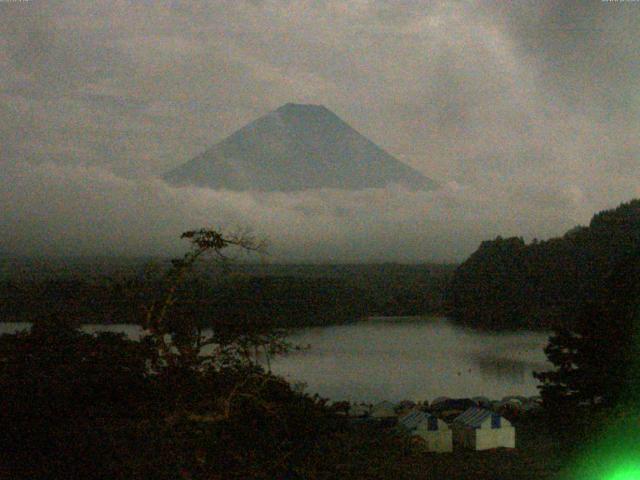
[1,0,638,261]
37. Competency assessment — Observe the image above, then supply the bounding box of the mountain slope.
[164,103,437,191]
[447,198,640,330]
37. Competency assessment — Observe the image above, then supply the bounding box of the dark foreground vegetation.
[448,199,640,330]
[4,311,627,480]
[0,315,347,479]
[0,313,567,480]
[0,321,569,479]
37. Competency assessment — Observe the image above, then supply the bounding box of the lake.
[0,317,552,403]
[269,317,552,403]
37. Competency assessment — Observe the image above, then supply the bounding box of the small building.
[348,403,370,418]
[398,410,453,453]
[370,401,397,419]
[451,407,515,451]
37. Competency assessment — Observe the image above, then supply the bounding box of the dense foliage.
[447,199,640,329]
[0,318,154,478]
[533,251,640,438]
[0,315,361,479]
[0,263,454,328]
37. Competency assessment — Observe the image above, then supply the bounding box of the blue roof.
[452,407,497,428]
[399,411,428,430]
[398,411,441,431]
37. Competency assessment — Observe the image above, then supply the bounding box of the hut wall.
[452,426,476,450]
[414,425,453,452]
[426,430,453,453]
[475,426,516,450]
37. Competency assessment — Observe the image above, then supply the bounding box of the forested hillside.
[0,262,454,327]
[447,199,640,329]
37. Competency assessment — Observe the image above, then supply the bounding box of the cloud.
[0,1,638,260]
[0,163,612,262]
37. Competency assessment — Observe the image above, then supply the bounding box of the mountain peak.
[277,102,328,112]
[164,105,438,192]
[274,103,334,119]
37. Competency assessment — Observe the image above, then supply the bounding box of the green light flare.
[567,414,640,480]
[607,463,640,480]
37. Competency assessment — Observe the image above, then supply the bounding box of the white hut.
[348,403,370,418]
[370,401,396,419]
[398,410,453,453]
[451,407,515,451]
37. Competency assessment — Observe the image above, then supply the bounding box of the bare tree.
[141,228,278,370]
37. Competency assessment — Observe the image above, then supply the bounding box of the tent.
[370,401,397,419]
[451,407,515,451]
[398,411,453,453]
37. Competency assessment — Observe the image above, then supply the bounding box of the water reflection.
[472,353,550,383]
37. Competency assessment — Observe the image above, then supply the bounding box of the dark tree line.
[536,251,640,404]
[0,264,454,329]
[532,249,640,450]
[447,199,640,330]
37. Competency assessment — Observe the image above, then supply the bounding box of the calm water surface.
[270,317,552,403]
[0,317,552,403]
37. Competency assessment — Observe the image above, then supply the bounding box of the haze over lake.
[0,317,549,403]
